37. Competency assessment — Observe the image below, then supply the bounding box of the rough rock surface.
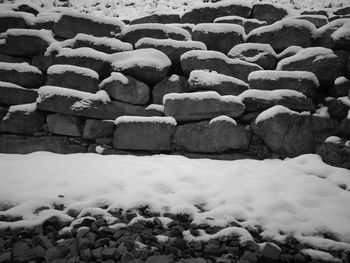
[47,113,85,137]
[316,139,350,170]
[83,119,114,140]
[152,75,188,105]
[0,81,38,106]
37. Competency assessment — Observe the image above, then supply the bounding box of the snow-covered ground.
[1,152,350,251]
[3,0,350,20]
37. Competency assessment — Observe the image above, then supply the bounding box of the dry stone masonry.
[0,1,349,170]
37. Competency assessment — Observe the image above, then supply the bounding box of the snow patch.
[163,91,242,105]
[189,70,248,86]
[6,28,55,43]
[115,116,177,126]
[56,47,109,61]
[99,72,129,87]
[47,64,99,79]
[209,115,237,126]
[0,62,42,74]
[193,23,245,35]
[239,89,306,101]
[301,249,341,262]
[313,106,329,118]
[135,37,207,50]
[255,105,301,123]
[325,136,342,144]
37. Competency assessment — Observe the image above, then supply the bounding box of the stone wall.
[0,2,349,167]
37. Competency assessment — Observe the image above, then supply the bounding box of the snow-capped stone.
[333,76,350,97]
[328,96,350,119]
[252,105,336,157]
[214,15,267,34]
[0,11,33,33]
[277,47,350,87]
[32,12,61,30]
[173,119,250,153]
[121,23,191,45]
[191,23,245,54]
[2,29,54,57]
[247,19,316,52]
[181,50,263,82]
[135,37,206,65]
[130,12,180,24]
[0,103,45,135]
[152,75,188,105]
[37,86,152,119]
[99,72,150,105]
[181,1,252,24]
[301,9,329,17]
[251,2,290,23]
[47,65,99,93]
[317,137,350,170]
[277,46,303,60]
[228,43,278,70]
[325,136,342,144]
[113,116,176,151]
[163,91,245,122]
[188,70,249,96]
[0,81,38,106]
[248,70,319,98]
[83,119,114,140]
[47,113,85,137]
[334,6,350,16]
[109,48,171,84]
[53,11,125,39]
[0,62,44,89]
[290,15,328,28]
[239,89,315,112]
[72,33,133,54]
[55,47,110,78]
[313,19,350,50]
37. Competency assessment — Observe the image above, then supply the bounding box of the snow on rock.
[248,70,319,85]
[121,23,191,45]
[163,91,242,104]
[109,48,171,84]
[277,45,303,60]
[289,14,328,28]
[296,235,350,252]
[7,102,37,116]
[145,104,164,113]
[239,89,306,101]
[56,47,109,61]
[209,115,237,126]
[0,11,35,32]
[189,70,246,86]
[99,72,129,86]
[5,28,54,42]
[251,2,292,23]
[313,106,330,118]
[115,116,176,126]
[0,62,42,74]
[338,96,350,107]
[47,64,99,79]
[214,15,267,34]
[255,105,301,124]
[301,249,342,262]
[325,136,342,144]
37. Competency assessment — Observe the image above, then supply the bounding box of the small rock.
[13,241,35,262]
[294,252,308,263]
[240,250,258,263]
[76,226,90,239]
[261,242,281,260]
[145,255,174,263]
[33,245,46,259]
[0,252,11,263]
[204,243,223,255]
[102,247,117,259]
[45,247,67,262]
[80,248,92,261]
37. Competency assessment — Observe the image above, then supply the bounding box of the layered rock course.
[0,2,349,167]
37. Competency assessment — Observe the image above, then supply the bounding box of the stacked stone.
[0,2,349,165]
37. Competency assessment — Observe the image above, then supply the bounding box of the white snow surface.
[110,48,171,71]
[145,104,164,113]
[5,28,55,43]
[99,72,129,87]
[0,81,27,90]
[248,70,319,86]
[255,105,304,123]
[313,106,329,118]
[114,116,177,126]
[209,115,237,126]
[0,62,42,74]
[313,19,350,40]
[325,136,342,144]
[189,70,248,86]
[228,43,277,58]
[338,96,350,107]
[334,76,348,85]
[0,153,350,245]
[6,102,37,115]
[47,64,99,79]
[301,249,342,262]
[135,37,207,50]
[239,89,306,101]
[56,47,109,61]
[192,23,245,35]
[163,91,243,105]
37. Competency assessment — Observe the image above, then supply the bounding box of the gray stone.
[13,241,35,262]
[261,242,281,260]
[46,65,99,93]
[340,118,350,139]
[33,246,46,259]
[47,113,85,137]
[92,247,103,259]
[100,73,150,105]
[334,6,350,15]
[130,12,180,24]
[0,134,87,154]
[83,119,114,140]
[53,12,125,39]
[0,12,29,33]
[291,15,328,28]
[192,23,244,54]
[240,250,258,263]
[102,247,117,259]
[314,19,350,50]
[328,98,350,120]
[0,252,11,263]
[228,43,278,70]
[214,16,267,34]
[247,19,315,52]
[45,247,67,262]
[153,75,188,105]
[145,255,174,263]
[0,54,30,63]
[173,119,251,153]
[251,3,289,23]
[80,248,92,261]
[113,117,176,151]
[316,138,350,170]
[32,54,55,73]
[0,104,45,135]
[333,77,350,97]
[181,2,251,24]
[0,81,38,106]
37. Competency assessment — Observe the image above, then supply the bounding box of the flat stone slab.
[47,113,85,137]
[0,81,38,106]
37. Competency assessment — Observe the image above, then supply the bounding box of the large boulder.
[239,89,315,112]
[135,38,206,65]
[152,75,188,105]
[0,103,45,135]
[37,86,154,119]
[47,64,99,93]
[53,11,125,38]
[54,47,110,79]
[227,43,278,70]
[83,119,114,140]
[72,33,133,54]
[130,12,180,24]
[180,1,252,24]
[0,134,87,154]
[188,70,249,96]
[47,113,85,137]
[313,19,350,50]
[0,81,38,106]
[251,105,337,157]
[246,19,316,52]
[191,23,245,54]
[113,116,176,151]
[277,47,350,88]
[121,23,191,45]
[316,137,350,170]
[247,70,319,98]
[173,116,251,153]
[1,29,54,58]
[109,48,171,84]
[0,11,32,33]
[163,91,245,122]
[214,16,267,34]
[181,50,263,82]
[99,72,150,105]
[0,62,44,89]
[251,3,290,24]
